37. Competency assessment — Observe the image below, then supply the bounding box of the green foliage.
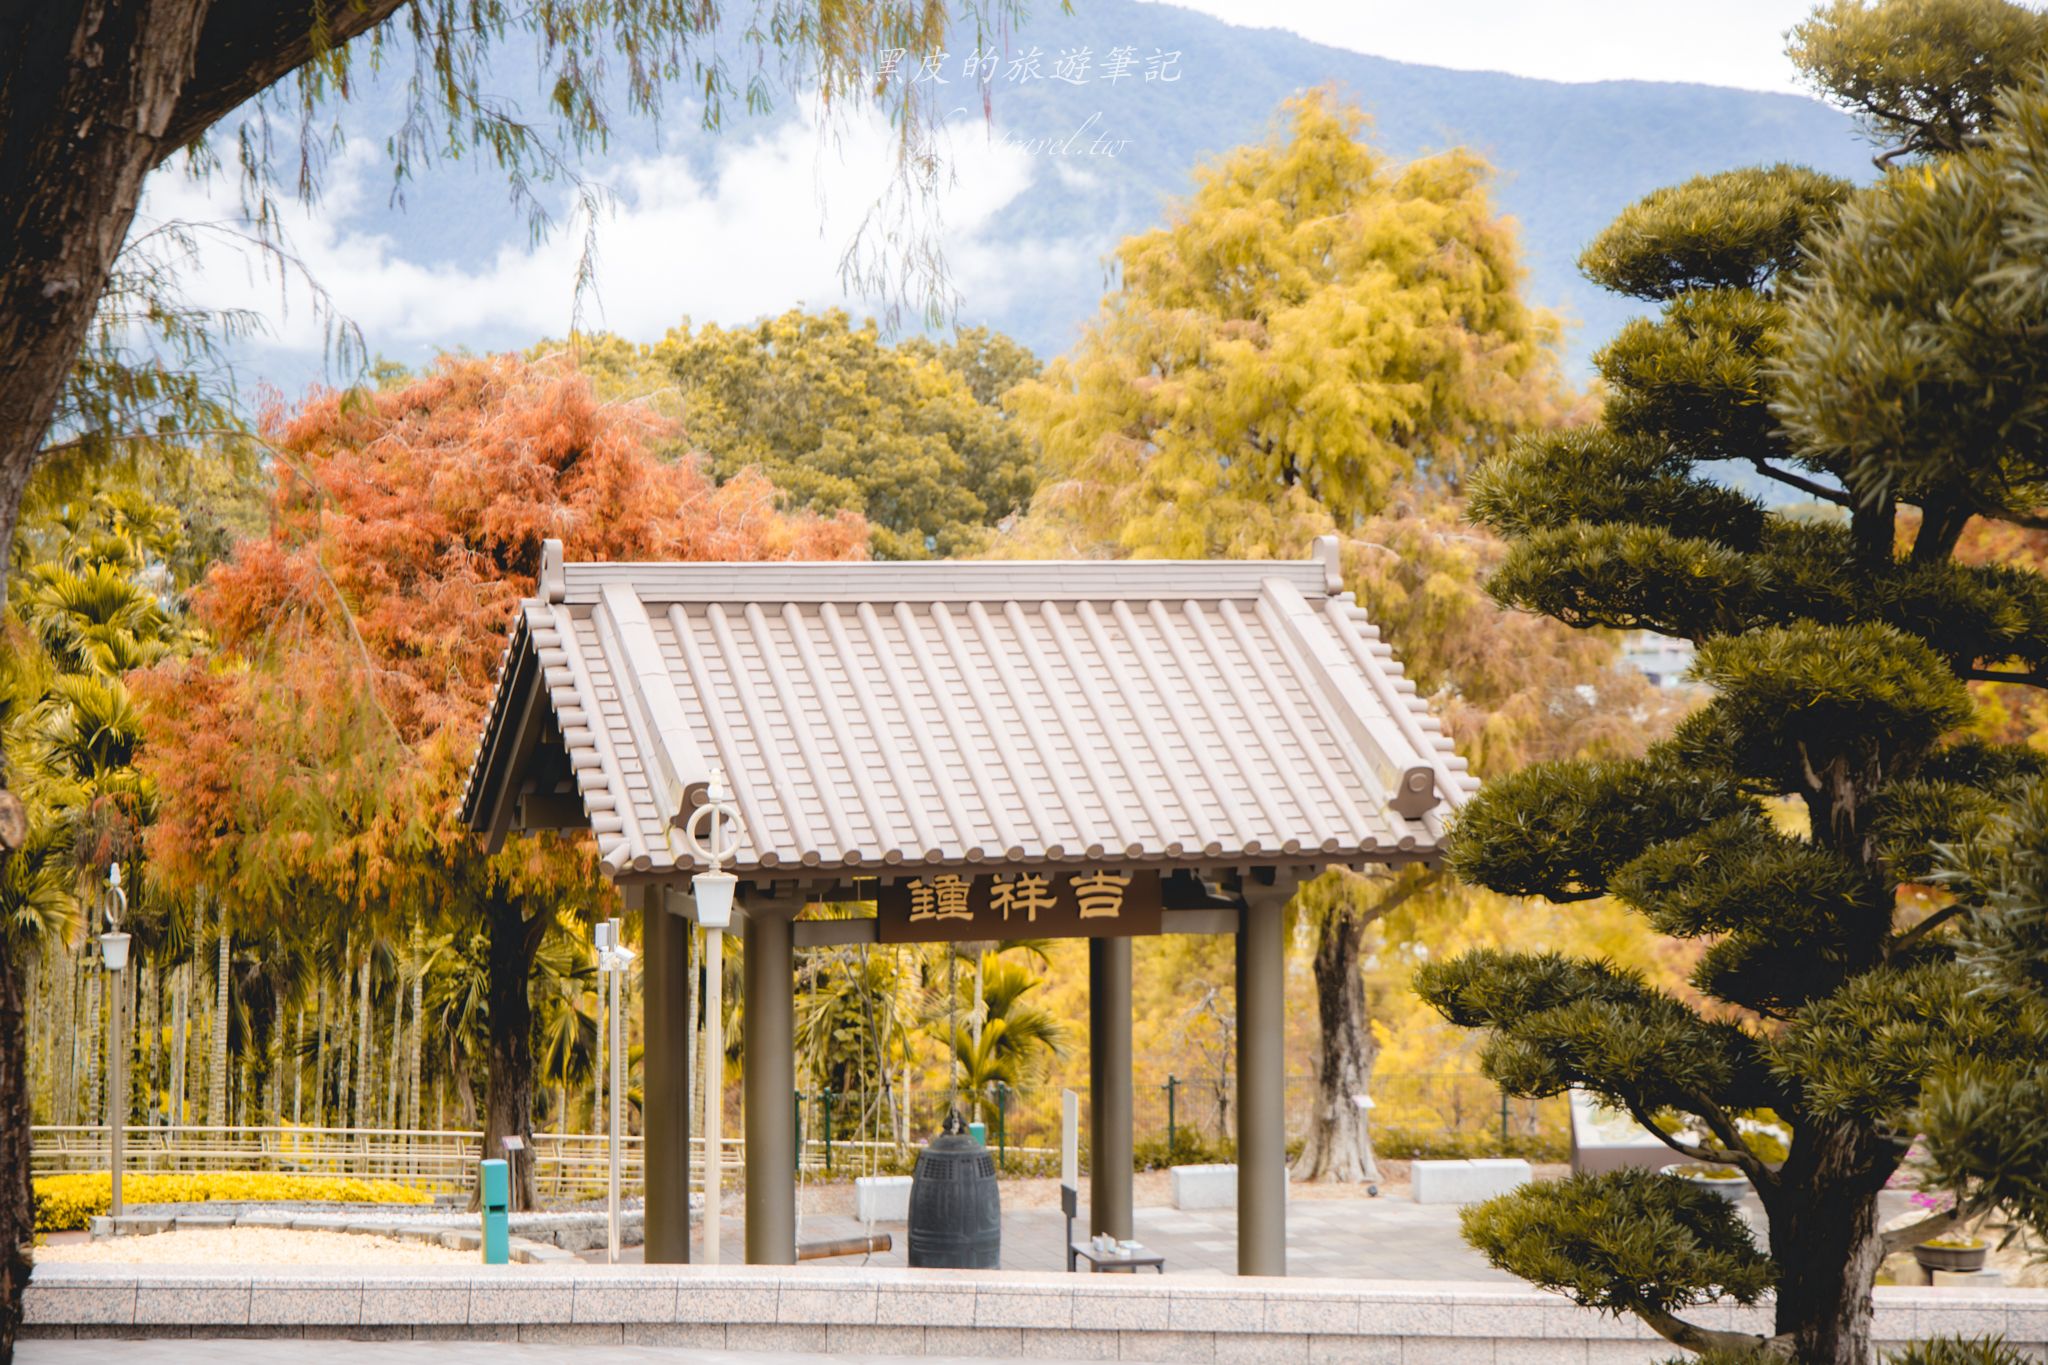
[1429,4,2048,1354]
[1459,1170,1774,1317]
[1879,1337,2035,1365]
[1774,74,2048,528]
[1374,1128,1570,1163]
[1469,429,1766,548]
[1690,623,1974,789]
[946,952,1069,1098]
[1133,1127,1236,1171]
[1579,165,1855,299]
[1416,951,1773,1116]
[638,311,1039,559]
[1445,759,1752,902]
[1916,777,2048,1237]
[1790,0,2048,159]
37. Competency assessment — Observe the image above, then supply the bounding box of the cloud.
[133,104,1049,379]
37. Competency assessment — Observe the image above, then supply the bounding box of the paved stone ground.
[19,1343,1113,1365]
[585,1196,1523,1281]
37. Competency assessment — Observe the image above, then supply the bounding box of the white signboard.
[1062,1088,1079,1191]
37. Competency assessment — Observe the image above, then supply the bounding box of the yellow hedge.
[34,1172,431,1233]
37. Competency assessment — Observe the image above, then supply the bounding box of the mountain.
[966,0,1872,366]
[207,0,1873,386]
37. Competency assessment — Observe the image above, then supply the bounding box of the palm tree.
[533,934,597,1140]
[947,952,1066,1123]
[796,938,923,1155]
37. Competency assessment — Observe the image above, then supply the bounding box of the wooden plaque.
[876,869,1163,943]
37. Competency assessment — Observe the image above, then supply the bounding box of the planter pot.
[1660,1163,1750,1201]
[1913,1241,1988,1275]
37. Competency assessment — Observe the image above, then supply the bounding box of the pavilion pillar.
[743,901,797,1265]
[1237,885,1288,1276]
[639,885,691,1263]
[1088,934,1133,1240]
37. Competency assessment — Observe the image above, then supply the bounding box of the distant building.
[1618,631,1697,690]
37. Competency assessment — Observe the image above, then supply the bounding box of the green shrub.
[1375,1127,1570,1163]
[34,1172,431,1233]
[1133,1129,1236,1172]
[1882,1337,2032,1365]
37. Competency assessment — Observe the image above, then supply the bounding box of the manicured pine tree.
[1417,3,2048,1361]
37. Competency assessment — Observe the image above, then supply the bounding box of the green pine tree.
[1417,3,2048,1361]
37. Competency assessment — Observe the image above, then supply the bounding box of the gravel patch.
[39,1227,472,1266]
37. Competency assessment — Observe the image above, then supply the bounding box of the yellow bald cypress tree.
[1008,89,1575,561]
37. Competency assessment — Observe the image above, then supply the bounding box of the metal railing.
[31,1125,663,1197]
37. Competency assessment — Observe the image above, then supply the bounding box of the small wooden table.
[1068,1241,1166,1274]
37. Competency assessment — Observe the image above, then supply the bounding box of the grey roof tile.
[461,537,1477,877]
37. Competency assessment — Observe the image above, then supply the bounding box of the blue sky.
[139,0,1850,394]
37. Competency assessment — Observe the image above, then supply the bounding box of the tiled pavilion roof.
[460,537,1475,880]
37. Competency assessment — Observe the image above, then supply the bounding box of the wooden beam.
[516,791,588,831]
[1163,907,1240,936]
[793,918,878,947]
[481,645,546,854]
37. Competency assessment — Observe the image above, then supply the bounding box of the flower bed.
[34,1172,431,1233]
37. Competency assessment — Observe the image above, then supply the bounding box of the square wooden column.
[743,901,797,1264]
[1237,884,1289,1276]
[639,884,691,1263]
[1088,934,1134,1240]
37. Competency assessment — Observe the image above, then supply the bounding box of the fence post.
[1499,1088,1509,1146]
[992,1081,1008,1171]
[1164,1075,1178,1160]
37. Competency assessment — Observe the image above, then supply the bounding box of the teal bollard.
[480,1158,510,1265]
[967,1120,987,1146]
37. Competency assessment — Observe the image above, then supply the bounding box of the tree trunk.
[138,963,154,1126]
[55,954,75,1126]
[334,961,351,1129]
[170,928,188,1132]
[313,976,328,1130]
[1293,900,1382,1184]
[482,890,550,1211]
[1762,1123,1895,1365]
[406,917,423,1133]
[353,954,370,1131]
[81,969,100,1133]
[209,915,229,1125]
[385,946,404,1128]
[0,2,214,603]
[0,937,38,1358]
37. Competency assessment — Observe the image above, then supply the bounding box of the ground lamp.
[681,768,741,1266]
[594,916,635,1264]
[99,864,130,1218]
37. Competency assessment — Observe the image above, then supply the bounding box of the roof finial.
[1311,534,1343,594]
[540,539,566,603]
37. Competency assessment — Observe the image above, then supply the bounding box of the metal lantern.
[677,766,744,1264]
[100,863,131,1219]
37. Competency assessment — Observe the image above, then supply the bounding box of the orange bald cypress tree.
[138,356,865,1202]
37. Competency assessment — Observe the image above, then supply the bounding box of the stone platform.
[24,1262,2048,1363]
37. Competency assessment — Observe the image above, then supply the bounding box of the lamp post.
[594,916,635,1264]
[99,864,131,1220]
[681,768,741,1266]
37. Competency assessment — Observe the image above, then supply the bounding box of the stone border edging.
[23,1265,2048,1364]
[93,1205,644,1257]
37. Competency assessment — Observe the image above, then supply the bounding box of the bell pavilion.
[459,535,1472,1276]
